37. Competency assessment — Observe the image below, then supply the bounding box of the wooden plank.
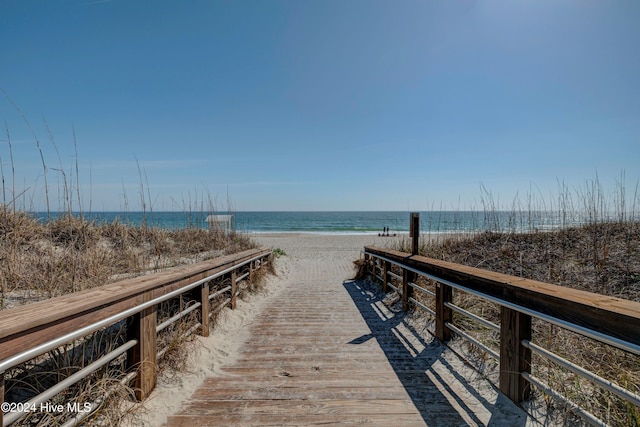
[176,398,420,415]
[190,386,412,400]
[365,246,640,346]
[167,413,428,426]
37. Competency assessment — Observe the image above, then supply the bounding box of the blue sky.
[1,0,639,212]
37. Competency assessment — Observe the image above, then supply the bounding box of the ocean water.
[33,210,570,234]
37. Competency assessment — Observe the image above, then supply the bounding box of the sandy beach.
[252,232,409,261]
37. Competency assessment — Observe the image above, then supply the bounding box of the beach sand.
[252,232,409,261]
[132,232,526,425]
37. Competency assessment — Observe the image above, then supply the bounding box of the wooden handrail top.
[0,247,270,361]
[364,246,640,347]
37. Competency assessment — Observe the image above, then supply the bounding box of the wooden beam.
[410,212,420,255]
[401,269,414,311]
[127,292,157,401]
[231,270,237,310]
[363,253,370,280]
[435,282,452,342]
[382,260,389,293]
[500,306,531,402]
[1,373,4,427]
[199,282,210,337]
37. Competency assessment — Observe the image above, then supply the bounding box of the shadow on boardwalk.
[343,279,529,427]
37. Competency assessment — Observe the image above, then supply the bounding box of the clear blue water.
[32,210,572,234]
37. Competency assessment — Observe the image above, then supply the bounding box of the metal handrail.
[157,302,201,333]
[388,271,402,281]
[409,282,436,298]
[445,322,500,360]
[60,371,137,427]
[3,340,137,426]
[209,285,232,301]
[444,301,500,332]
[522,339,640,407]
[521,372,606,427]
[409,297,435,317]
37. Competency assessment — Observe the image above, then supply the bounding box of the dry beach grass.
[0,209,256,309]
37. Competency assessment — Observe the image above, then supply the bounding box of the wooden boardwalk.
[166,256,529,426]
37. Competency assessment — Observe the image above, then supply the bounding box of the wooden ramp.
[166,258,528,426]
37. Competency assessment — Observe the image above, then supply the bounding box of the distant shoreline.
[28,210,586,234]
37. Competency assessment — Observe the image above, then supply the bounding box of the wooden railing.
[0,247,272,426]
[363,245,640,425]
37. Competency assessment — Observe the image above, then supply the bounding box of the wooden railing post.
[231,270,237,309]
[382,260,390,293]
[199,281,210,337]
[410,212,420,255]
[1,373,5,427]
[402,269,415,311]
[364,253,371,279]
[127,292,157,401]
[435,282,452,342]
[500,306,532,402]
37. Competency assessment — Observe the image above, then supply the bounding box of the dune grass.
[0,209,256,309]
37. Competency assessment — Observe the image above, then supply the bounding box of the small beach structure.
[205,214,234,233]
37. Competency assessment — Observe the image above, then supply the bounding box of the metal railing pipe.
[388,271,402,280]
[3,340,137,426]
[409,282,436,298]
[210,298,232,318]
[209,285,232,301]
[522,339,640,407]
[409,297,436,317]
[444,302,500,332]
[445,322,500,360]
[157,302,201,333]
[60,371,137,427]
[522,372,606,427]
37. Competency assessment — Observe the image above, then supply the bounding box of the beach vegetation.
[272,247,287,258]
